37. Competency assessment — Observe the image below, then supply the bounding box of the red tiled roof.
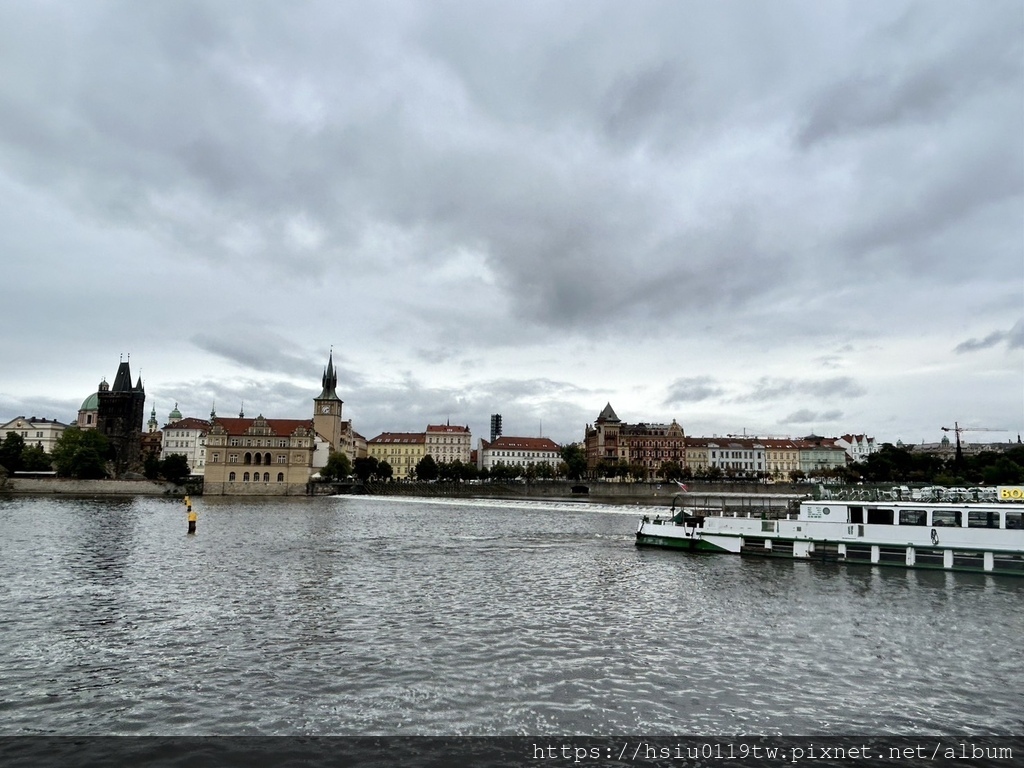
[166,417,211,432]
[369,432,426,444]
[212,417,314,436]
[426,424,470,433]
[488,436,560,452]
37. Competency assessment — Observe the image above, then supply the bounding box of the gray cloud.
[954,319,1024,354]
[0,1,1020,446]
[664,376,726,405]
[780,409,845,426]
[741,377,866,403]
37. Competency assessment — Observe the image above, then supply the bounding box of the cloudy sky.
[1,0,1021,448]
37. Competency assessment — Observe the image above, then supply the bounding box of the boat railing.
[815,484,1002,503]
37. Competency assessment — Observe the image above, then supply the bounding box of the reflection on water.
[0,495,1021,735]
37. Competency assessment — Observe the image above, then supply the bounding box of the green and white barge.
[636,486,1024,576]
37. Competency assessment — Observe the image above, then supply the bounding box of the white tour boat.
[636,485,1024,576]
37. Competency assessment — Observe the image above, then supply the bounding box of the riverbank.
[1,477,182,496]
[2,476,809,511]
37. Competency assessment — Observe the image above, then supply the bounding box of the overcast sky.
[1,0,1021,449]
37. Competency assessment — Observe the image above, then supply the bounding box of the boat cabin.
[800,501,1023,530]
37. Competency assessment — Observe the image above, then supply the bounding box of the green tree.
[376,459,394,481]
[51,427,110,479]
[659,461,684,482]
[415,454,439,481]
[20,445,53,472]
[353,456,379,483]
[143,452,161,480]
[559,443,588,480]
[160,454,191,484]
[321,450,352,481]
[0,432,26,474]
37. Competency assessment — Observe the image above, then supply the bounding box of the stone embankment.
[2,477,182,496]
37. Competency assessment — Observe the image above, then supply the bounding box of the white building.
[161,415,210,475]
[706,439,766,476]
[0,416,69,453]
[478,436,561,473]
[835,434,877,463]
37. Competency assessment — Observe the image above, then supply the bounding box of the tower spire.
[317,350,340,401]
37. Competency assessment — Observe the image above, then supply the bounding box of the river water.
[1,494,1021,738]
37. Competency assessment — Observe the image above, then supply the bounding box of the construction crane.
[940,422,1003,464]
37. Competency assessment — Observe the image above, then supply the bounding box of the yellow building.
[684,439,709,473]
[368,432,426,479]
[763,439,801,480]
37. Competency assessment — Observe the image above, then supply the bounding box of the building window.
[263,472,270,482]
[229,471,236,481]
[243,472,250,482]
[277,472,284,482]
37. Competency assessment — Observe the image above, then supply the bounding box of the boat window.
[968,510,999,529]
[1006,512,1023,530]
[931,509,961,527]
[867,507,894,525]
[849,506,864,524]
[899,509,926,526]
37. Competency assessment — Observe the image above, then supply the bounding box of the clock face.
[321,405,331,414]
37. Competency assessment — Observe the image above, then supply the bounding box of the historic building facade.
[584,403,625,470]
[204,415,324,495]
[95,359,147,476]
[425,423,472,464]
[203,352,353,495]
[584,404,686,478]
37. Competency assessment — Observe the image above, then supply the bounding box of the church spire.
[317,350,341,401]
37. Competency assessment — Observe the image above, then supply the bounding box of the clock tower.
[313,351,344,451]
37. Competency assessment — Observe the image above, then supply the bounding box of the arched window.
[254,453,262,465]
[244,453,252,465]
[263,472,270,482]
[277,472,284,482]
[229,471,236,481]
[264,453,271,465]
[243,472,250,481]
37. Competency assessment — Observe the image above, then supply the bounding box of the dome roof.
[169,403,183,421]
[80,392,99,412]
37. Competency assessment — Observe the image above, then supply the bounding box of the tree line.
[0,427,191,483]
[5,430,1022,488]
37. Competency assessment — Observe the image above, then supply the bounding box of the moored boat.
[636,485,1024,576]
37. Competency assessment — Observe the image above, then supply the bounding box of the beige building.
[425,423,472,464]
[368,432,426,478]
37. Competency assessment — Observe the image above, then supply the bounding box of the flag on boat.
[676,482,688,492]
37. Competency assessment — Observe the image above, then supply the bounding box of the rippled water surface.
[1,495,1021,735]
